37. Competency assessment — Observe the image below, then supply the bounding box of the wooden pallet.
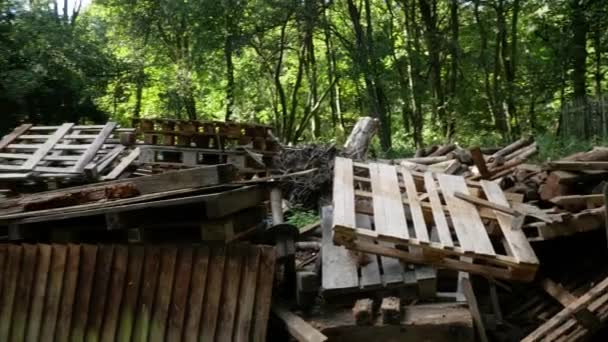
[332,157,539,282]
[0,123,125,178]
[0,243,276,342]
[133,118,279,151]
[139,145,275,174]
[321,206,437,298]
[522,275,608,341]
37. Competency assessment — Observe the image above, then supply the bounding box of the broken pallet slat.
[321,206,358,292]
[437,173,495,256]
[423,172,454,247]
[401,167,429,242]
[480,180,539,265]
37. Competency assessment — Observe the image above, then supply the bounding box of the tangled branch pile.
[275,144,337,209]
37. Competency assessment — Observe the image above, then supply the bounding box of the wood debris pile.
[2,118,608,341]
[276,117,608,342]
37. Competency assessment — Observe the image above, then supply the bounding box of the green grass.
[286,208,319,229]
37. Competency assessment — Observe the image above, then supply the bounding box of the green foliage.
[535,134,598,162]
[286,208,319,229]
[1,0,607,150]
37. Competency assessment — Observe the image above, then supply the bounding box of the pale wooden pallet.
[522,275,608,341]
[332,157,539,282]
[0,123,119,178]
[321,206,437,297]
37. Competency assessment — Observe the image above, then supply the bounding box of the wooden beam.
[453,191,518,217]
[272,302,328,342]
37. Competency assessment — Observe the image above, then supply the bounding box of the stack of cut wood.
[395,137,538,181]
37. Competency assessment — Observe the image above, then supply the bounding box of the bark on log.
[343,117,379,160]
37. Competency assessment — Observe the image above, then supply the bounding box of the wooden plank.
[116,246,145,342]
[9,185,251,226]
[251,246,276,342]
[369,162,409,239]
[73,122,117,172]
[423,172,454,247]
[333,157,356,228]
[10,244,37,342]
[481,181,539,265]
[39,245,67,341]
[200,246,227,341]
[233,247,261,342]
[25,244,51,342]
[84,245,114,342]
[454,191,519,217]
[0,245,22,341]
[100,245,129,342]
[149,246,178,342]
[70,244,98,342]
[132,246,161,342]
[0,124,33,149]
[356,213,382,288]
[101,147,140,180]
[272,302,328,342]
[216,245,246,341]
[321,206,358,291]
[84,144,125,179]
[55,244,81,341]
[183,246,210,342]
[21,123,74,171]
[470,147,491,179]
[401,167,429,242]
[437,174,495,255]
[460,272,489,342]
[166,247,194,342]
[333,225,536,281]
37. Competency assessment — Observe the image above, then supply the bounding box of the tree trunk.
[419,0,446,137]
[446,0,459,140]
[133,68,145,119]
[346,0,391,151]
[571,0,588,102]
[224,26,235,121]
[594,26,602,98]
[322,8,343,131]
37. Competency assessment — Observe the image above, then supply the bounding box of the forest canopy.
[1,0,607,154]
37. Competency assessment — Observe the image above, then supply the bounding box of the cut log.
[380,297,401,325]
[546,161,608,171]
[540,172,573,201]
[353,299,374,326]
[272,302,328,342]
[550,194,603,212]
[562,147,608,162]
[489,136,534,162]
[343,117,378,160]
[428,144,456,157]
[400,156,450,165]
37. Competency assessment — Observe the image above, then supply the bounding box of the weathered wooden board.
[0,243,276,342]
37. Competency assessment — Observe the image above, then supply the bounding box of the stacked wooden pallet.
[131,119,280,176]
